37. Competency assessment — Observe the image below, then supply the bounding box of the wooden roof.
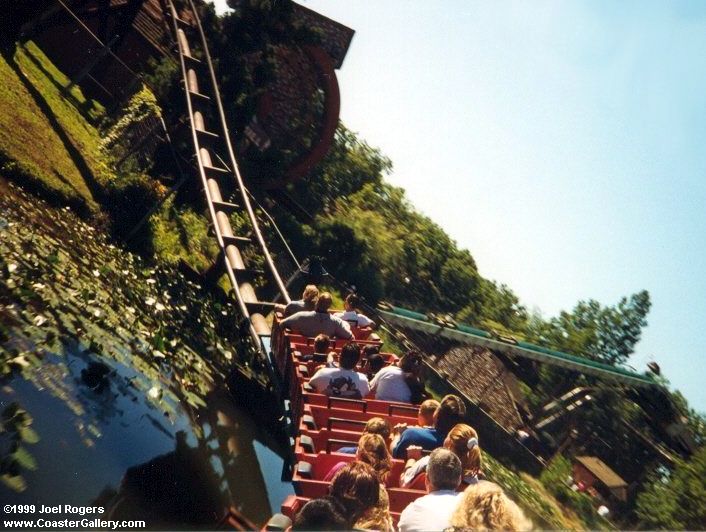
[290,2,354,69]
[574,456,627,488]
[433,345,524,431]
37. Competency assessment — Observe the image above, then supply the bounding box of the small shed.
[573,456,628,502]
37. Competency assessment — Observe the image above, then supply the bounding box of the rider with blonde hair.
[325,433,393,486]
[280,284,319,317]
[449,481,532,531]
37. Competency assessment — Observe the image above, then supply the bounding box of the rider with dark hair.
[391,394,466,459]
[292,497,348,530]
[308,343,369,399]
[370,350,424,403]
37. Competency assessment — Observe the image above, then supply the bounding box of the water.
[0,182,293,528]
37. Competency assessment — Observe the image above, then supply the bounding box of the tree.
[286,124,391,214]
[532,291,651,366]
[593,290,651,365]
[312,181,486,313]
[635,446,706,530]
[303,218,384,302]
[458,279,528,332]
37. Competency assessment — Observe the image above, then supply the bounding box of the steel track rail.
[186,0,291,302]
[164,0,290,354]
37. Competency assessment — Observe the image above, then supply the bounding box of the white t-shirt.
[369,365,411,402]
[308,367,370,399]
[334,310,374,328]
[401,455,430,487]
[398,490,461,532]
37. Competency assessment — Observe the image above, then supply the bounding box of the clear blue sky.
[210,0,706,413]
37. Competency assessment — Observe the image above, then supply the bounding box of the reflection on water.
[0,182,292,527]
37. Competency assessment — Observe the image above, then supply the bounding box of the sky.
[209,0,706,413]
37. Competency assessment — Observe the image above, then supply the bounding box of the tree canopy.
[526,291,651,366]
[636,446,706,530]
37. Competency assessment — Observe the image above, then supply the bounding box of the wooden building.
[23,0,354,183]
[26,0,181,105]
[573,455,628,502]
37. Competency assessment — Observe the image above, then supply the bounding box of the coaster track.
[378,304,657,388]
[164,0,290,357]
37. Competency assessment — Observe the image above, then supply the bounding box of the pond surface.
[0,181,292,528]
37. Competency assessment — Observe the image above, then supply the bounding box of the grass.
[0,40,217,273]
[13,42,113,186]
[483,453,585,529]
[520,472,589,530]
[0,42,105,213]
[539,455,615,530]
[374,324,407,354]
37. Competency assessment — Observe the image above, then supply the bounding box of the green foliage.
[573,389,670,494]
[540,456,613,530]
[311,181,484,314]
[13,42,114,188]
[103,85,161,153]
[460,279,528,332]
[0,43,103,212]
[275,124,527,327]
[150,200,220,273]
[16,40,105,123]
[104,172,167,240]
[142,56,180,104]
[0,39,219,274]
[529,291,651,366]
[669,391,706,448]
[287,124,392,213]
[0,41,194,262]
[635,446,706,530]
[0,402,40,493]
[303,219,384,302]
[482,453,589,530]
[208,0,326,176]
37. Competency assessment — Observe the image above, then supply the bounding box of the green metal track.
[379,305,657,388]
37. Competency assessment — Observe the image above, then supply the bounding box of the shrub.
[104,172,166,240]
[150,201,220,273]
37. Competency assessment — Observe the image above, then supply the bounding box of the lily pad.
[8,355,30,369]
[0,472,26,492]
[13,446,37,471]
[18,426,40,444]
[184,391,207,409]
